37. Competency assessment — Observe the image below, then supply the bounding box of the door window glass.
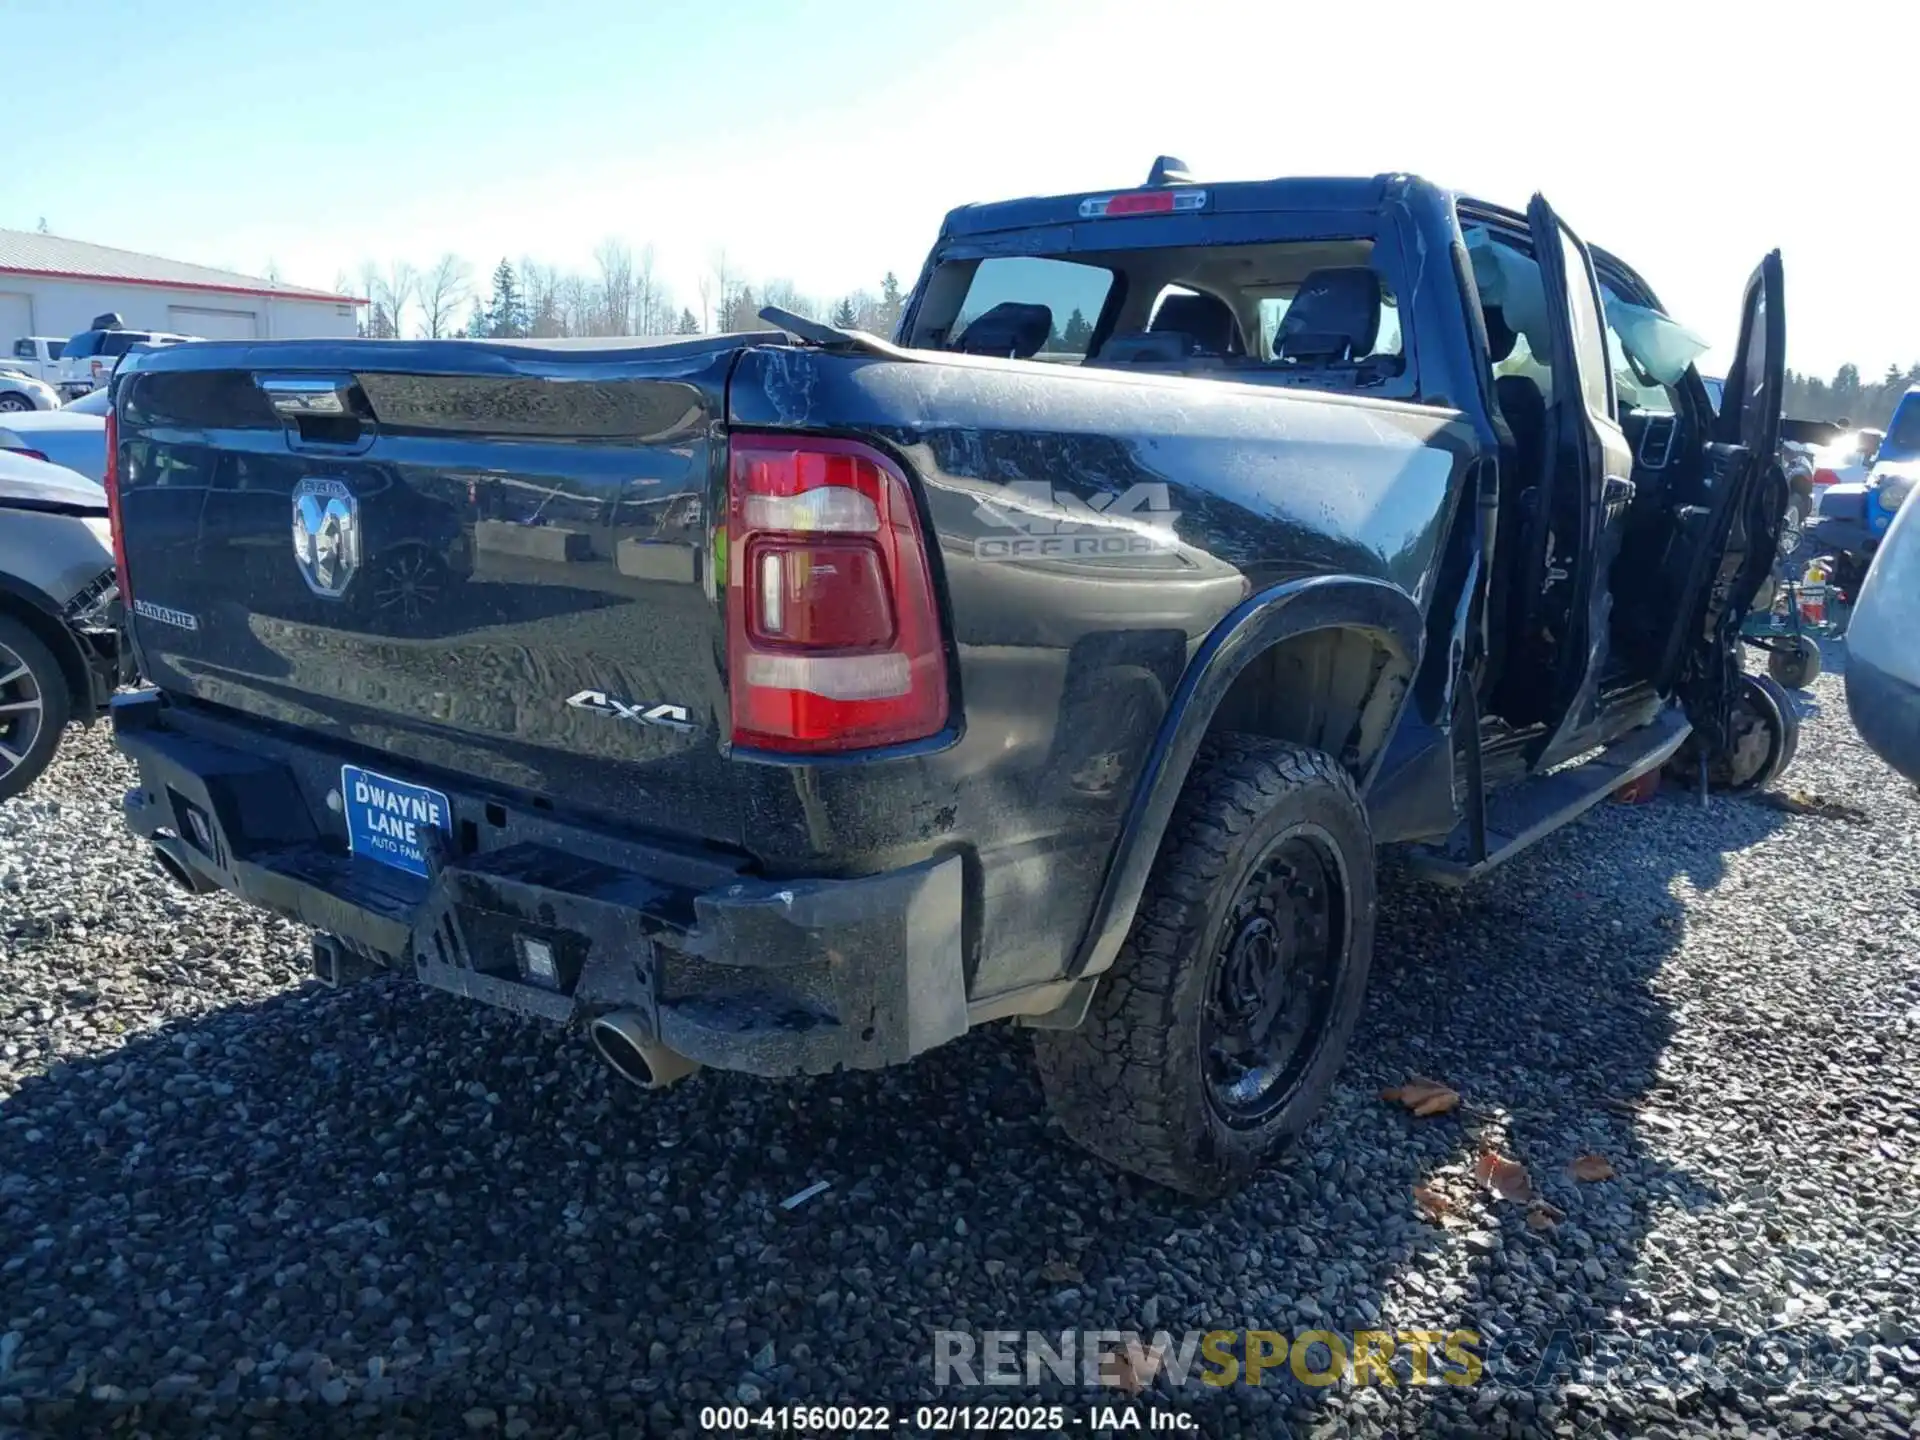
[1558,231,1612,420]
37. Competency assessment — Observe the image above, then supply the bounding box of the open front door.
[1714,254,1786,463]
[1522,195,1636,766]
[1653,251,1786,692]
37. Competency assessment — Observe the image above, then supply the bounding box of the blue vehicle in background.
[1809,386,1920,570]
[1743,389,1919,688]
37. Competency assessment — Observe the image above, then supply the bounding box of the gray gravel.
[3,659,1918,1439]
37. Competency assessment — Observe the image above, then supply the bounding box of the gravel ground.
[3,659,1918,1439]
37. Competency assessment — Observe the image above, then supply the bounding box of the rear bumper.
[111,692,969,1076]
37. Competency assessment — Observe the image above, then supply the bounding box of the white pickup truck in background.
[6,336,67,386]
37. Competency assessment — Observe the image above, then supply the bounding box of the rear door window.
[952,257,1115,360]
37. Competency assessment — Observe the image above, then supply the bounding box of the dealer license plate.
[342,765,451,879]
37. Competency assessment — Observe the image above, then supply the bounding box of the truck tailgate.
[115,337,751,849]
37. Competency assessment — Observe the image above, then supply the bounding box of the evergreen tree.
[874,271,905,338]
[484,259,526,339]
[676,308,701,334]
[832,296,858,328]
[1061,307,1093,352]
[721,284,759,333]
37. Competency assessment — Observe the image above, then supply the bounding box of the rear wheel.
[0,616,72,802]
[1032,737,1375,1197]
[0,393,33,413]
[1768,635,1822,690]
[1663,674,1797,794]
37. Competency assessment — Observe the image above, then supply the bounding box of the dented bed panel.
[728,345,1472,998]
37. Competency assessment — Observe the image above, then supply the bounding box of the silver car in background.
[0,387,109,481]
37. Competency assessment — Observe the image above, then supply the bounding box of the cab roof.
[939,173,1429,238]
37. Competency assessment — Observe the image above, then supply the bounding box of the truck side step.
[1404,708,1691,887]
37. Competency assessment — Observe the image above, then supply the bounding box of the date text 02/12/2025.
[696,1403,1198,1431]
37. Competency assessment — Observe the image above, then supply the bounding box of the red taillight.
[1078,188,1207,219]
[1812,468,1841,487]
[103,404,131,603]
[727,436,948,753]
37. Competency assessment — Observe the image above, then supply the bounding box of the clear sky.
[4,0,1913,378]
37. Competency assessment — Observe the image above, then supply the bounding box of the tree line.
[342,245,908,342]
[1784,361,1920,430]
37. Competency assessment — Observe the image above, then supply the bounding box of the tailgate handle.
[257,375,370,450]
[260,376,353,417]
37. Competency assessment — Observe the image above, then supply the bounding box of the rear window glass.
[911,235,1408,394]
[46,340,65,360]
[99,333,150,357]
[950,257,1114,361]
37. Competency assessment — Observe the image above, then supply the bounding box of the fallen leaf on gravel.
[1040,1259,1083,1285]
[1381,1078,1462,1117]
[1570,1154,1616,1182]
[1103,1340,1158,1394]
[1526,1201,1566,1231]
[1413,1185,1464,1226]
[1473,1149,1533,1203]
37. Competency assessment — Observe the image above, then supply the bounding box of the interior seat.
[955,302,1054,358]
[1273,267,1381,364]
[1148,292,1244,356]
[1484,307,1547,489]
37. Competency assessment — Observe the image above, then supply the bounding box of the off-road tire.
[0,614,72,802]
[1032,736,1375,1198]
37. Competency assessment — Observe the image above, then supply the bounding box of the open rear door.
[1522,195,1636,766]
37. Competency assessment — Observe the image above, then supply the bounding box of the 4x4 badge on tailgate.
[566,689,696,733]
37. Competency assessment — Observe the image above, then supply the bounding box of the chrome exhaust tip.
[589,1011,700,1091]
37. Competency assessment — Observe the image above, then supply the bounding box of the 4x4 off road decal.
[566,690,696,733]
[973,482,1181,559]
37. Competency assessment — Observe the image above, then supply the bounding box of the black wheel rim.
[1202,825,1348,1129]
[0,641,46,782]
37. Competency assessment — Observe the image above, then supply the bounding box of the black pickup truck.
[104,162,1794,1195]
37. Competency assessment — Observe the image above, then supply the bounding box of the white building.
[0,228,365,353]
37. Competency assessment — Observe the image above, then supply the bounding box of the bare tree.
[634,243,663,335]
[519,258,564,338]
[594,240,635,337]
[709,248,739,334]
[358,261,417,338]
[558,274,596,338]
[264,258,283,285]
[420,254,471,339]
[357,262,395,338]
[762,278,822,323]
